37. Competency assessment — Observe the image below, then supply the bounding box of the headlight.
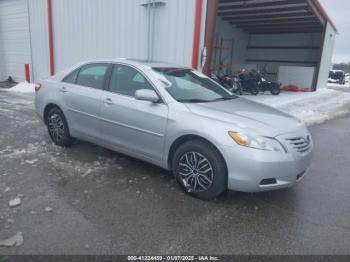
[228,131,285,152]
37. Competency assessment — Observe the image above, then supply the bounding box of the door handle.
[60,87,68,93]
[103,98,113,105]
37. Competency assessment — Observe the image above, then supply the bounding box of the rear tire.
[46,108,75,147]
[270,83,281,95]
[172,140,227,200]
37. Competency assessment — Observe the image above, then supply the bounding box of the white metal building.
[0,0,337,91]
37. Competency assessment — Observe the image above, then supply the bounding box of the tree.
[333,62,350,73]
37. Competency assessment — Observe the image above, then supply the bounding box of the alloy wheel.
[178,152,214,193]
[48,113,65,142]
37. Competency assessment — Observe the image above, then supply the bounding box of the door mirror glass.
[135,89,160,103]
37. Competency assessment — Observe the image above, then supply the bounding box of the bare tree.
[333,62,350,73]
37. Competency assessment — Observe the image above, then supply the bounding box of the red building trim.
[191,0,203,69]
[314,0,338,32]
[202,0,219,75]
[47,0,55,75]
[24,64,31,83]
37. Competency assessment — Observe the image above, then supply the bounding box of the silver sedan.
[35,59,313,200]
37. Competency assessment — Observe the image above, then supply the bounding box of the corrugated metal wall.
[317,22,336,89]
[0,0,31,81]
[246,33,322,78]
[247,33,322,63]
[152,0,196,66]
[26,0,196,81]
[52,0,150,72]
[28,0,50,82]
[214,18,249,73]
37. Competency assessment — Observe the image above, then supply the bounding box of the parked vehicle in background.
[345,73,350,83]
[210,73,243,95]
[35,59,313,200]
[250,70,281,95]
[237,69,259,95]
[328,70,346,85]
[231,75,243,95]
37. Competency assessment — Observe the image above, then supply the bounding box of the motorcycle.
[250,70,281,95]
[237,70,259,95]
[210,73,243,95]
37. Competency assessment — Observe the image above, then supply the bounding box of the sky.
[319,0,350,63]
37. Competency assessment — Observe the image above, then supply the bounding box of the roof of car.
[123,58,187,68]
[81,58,189,69]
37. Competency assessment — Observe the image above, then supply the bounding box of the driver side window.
[108,64,153,97]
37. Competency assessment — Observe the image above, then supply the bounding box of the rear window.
[63,69,79,84]
[76,64,109,89]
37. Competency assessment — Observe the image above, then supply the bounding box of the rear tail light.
[35,83,42,92]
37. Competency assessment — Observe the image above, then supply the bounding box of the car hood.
[328,78,338,82]
[185,98,301,137]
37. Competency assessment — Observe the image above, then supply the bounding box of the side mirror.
[135,89,160,103]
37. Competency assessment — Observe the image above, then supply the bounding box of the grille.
[286,136,312,153]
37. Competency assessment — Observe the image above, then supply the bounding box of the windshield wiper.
[177,99,210,103]
[212,96,237,102]
[178,96,237,103]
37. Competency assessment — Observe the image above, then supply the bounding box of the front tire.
[172,140,227,200]
[248,80,259,95]
[235,83,243,95]
[46,108,75,147]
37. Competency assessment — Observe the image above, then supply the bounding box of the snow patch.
[328,83,350,88]
[9,197,21,208]
[25,159,39,165]
[45,207,53,212]
[2,82,36,93]
[0,232,24,247]
[245,89,350,126]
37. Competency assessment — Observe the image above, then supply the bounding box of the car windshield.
[329,71,344,80]
[152,67,236,103]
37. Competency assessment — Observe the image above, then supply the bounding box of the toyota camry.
[35,59,313,200]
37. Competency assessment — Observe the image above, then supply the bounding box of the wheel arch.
[167,134,227,173]
[43,103,63,125]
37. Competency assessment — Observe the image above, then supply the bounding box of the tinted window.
[108,64,153,97]
[76,64,109,89]
[63,69,79,84]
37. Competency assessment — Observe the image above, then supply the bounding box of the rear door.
[61,63,110,139]
[99,63,168,162]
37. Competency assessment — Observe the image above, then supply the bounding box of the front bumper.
[222,132,313,192]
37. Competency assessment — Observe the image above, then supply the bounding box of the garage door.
[0,0,31,82]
